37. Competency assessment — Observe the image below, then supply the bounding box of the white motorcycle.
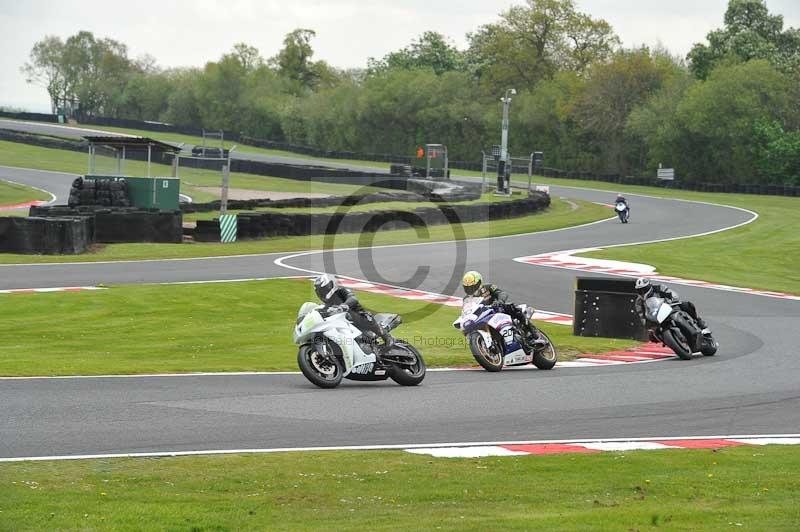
[615,201,630,223]
[293,302,426,388]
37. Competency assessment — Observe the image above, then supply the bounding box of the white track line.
[2,433,798,463]
[0,177,58,206]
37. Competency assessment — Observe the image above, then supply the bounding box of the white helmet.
[634,277,652,297]
[313,274,338,303]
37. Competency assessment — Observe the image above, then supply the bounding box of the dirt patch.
[194,187,332,201]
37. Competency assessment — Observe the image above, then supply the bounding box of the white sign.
[657,168,675,180]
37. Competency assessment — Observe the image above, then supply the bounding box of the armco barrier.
[194,193,550,242]
[29,206,182,244]
[573,277,649,341]
[538,167,800,197]
[0,110,59,123]
[0,216,92,255]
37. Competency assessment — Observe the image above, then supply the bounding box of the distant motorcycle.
[643,296,718,360]
[293,302,426,388]
[615,202,630,223]
[453,297,557,371]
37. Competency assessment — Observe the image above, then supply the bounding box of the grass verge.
[14,121,394,170]
[0,445,797,530]
[0,179,50,206]
[0,278,634,376]
[536,176,800,295]
[0,197,612,264]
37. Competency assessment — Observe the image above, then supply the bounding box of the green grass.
[0,179,50,206]
[533,176,800,294]
[0,279,634,376]
[0,140,381,199]
[54,122,395,170]
[0,445,797,530]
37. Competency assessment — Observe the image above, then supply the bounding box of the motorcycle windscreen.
[644,297,666,322]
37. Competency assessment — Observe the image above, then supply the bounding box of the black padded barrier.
[193,193,550,242]
[0,216,92,255]
[573,277,649,341]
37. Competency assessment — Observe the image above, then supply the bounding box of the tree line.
[21,0,800,185]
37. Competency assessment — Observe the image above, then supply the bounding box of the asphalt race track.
[2,151,799,459]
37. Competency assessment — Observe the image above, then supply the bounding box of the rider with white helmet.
[634,277,709,333]
[313,274,393,353]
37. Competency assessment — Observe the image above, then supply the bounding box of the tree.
[675,60,793,182]
[231,43,263,71]
[21,36,68,113]
[368,31,465,75]
[466,0,619,94]
[753,119,800,184]
[162,68,203,127]
[22,31,135,116]
[688,0,800,79]
[272,29,333,91]
[573,47,683,174]
[625,70,694,176]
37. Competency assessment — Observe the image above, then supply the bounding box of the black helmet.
[634,277,652,297]
[314,274,338,303]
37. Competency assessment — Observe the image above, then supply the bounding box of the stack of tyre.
[67,178,130,208]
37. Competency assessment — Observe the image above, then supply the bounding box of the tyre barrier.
[573,277,649,341]
[28,206,183,244]
[181,187,482,214]
[68,177,131,208]
[0,216,92,255]
[193,193,549,242]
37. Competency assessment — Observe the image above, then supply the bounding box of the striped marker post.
[220,214,237,243]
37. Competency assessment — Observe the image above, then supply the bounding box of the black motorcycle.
[643,296,718,360]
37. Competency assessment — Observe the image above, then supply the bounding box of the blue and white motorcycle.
[293,302,426,388]
[454,297,557,372]
[615,201,630,223]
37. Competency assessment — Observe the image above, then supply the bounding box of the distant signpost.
[657,168,675,180]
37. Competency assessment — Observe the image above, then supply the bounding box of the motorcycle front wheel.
[386,341,426,386]
[700,335,718,356]
[297,344,344,388]
[532,330,557,370]
[469,331,504,372]
[663,329,693,360]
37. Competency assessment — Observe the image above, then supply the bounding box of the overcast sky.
[1,0,798,112]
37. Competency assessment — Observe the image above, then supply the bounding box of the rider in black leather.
[314,274,393,351]
[634,277,708,332]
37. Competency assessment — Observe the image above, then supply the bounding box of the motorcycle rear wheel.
[469,332,504,372]
[532,330,557,370]
[297,344,344,388]
[387,341,426,386]
[663,329,693,360]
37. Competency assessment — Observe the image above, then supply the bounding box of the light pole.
[497,88,516,195]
